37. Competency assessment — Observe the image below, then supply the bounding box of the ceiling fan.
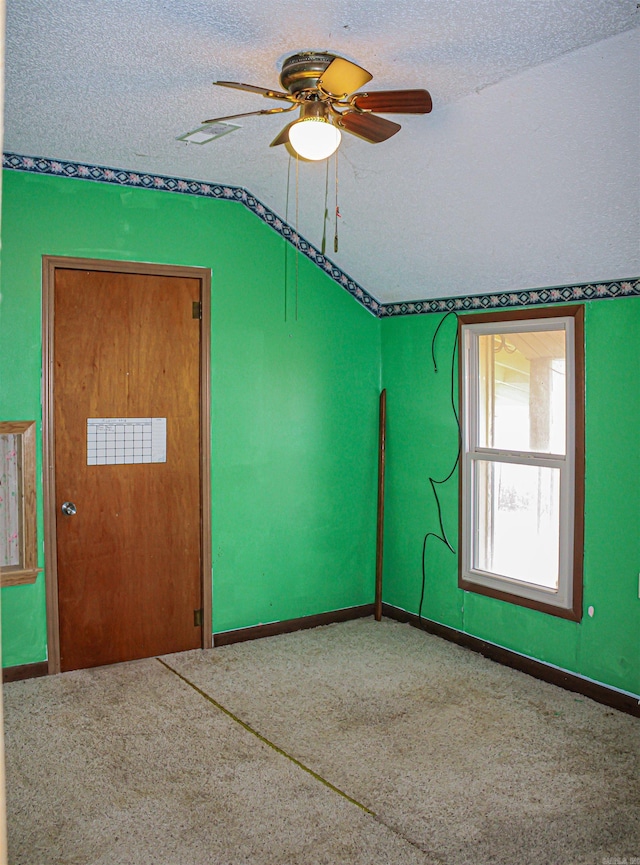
[203,51,432,161]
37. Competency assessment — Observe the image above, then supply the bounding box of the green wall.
[381,300,640,696]
[2,166,637,700]
[0,169,381,666]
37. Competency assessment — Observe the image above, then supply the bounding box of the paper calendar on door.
[87,417,167,465]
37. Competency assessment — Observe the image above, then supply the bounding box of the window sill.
[459,577,581,621]
[1,568,42,588]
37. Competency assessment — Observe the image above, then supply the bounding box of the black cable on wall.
[419,311,461,621]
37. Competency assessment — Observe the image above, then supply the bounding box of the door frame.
[42,256,213,674]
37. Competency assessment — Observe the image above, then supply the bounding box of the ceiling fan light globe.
[288,118,341,161]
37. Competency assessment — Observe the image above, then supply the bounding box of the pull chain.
[284,155,293,321]
[321,158,330,256]
[295,152,299,321]
[334,151,340,254]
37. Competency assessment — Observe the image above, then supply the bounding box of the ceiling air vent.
[177,123,239,145]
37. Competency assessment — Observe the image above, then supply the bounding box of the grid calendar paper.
[87,418,167,465]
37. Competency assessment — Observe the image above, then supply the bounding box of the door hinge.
[194,608,203,627]
[192,301,202,320]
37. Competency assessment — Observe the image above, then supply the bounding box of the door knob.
[61,501,77,516]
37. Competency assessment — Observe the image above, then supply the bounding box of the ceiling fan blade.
[202,105,296,124]
[352,89,432,114]
[318,57,373,97]
[270,122,293,147]
[213,81,293,101]
[337,111,401,143]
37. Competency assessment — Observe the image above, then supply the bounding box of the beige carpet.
[5,618,639,864]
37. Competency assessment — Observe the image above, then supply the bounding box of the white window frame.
[458,306,584,621]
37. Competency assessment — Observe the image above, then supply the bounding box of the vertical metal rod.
[375,389,387,621]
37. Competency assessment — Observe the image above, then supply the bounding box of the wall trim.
[5,610,638,720]
[213,604,375,647]
[382,604,640,718]
[4,152,637,319]
[3,661,48,684]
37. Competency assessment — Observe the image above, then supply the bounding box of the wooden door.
[53,267,203,671]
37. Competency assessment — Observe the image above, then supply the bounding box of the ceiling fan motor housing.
[279,52,335,95]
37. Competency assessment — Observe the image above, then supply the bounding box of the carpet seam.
[371,815,447,864]
[157,657,375,817]
[157,658,445,861]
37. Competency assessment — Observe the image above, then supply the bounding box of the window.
[458,307,584,620]
[0,421,41,586]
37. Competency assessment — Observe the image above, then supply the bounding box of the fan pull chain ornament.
[202,51,432,161]
[320,152,341,254]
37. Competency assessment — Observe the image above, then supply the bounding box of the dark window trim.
[457,305,585,621]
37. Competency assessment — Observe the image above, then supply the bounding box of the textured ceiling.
[4,0,639,302]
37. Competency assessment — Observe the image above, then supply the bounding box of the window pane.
[473,460,560,590]
[478,330,566,454]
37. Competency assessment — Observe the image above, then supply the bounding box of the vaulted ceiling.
[4,1,639,302]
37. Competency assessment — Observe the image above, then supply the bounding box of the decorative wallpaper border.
[3,153,638,318]
[2,152,381,316]
[381,279,640,316]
